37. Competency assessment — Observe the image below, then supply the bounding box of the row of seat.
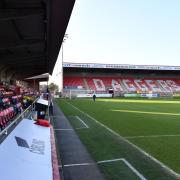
[0,84,35,131]
[63,76,180,93]
[63,77,84,88]
[0,107,17,129]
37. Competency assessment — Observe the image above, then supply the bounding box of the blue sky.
[51,0,180,87]
[59,0,180,66]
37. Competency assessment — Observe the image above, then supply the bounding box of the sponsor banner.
[0,119,52,180]
[77,94,93,98]
[159,93,172,97]
[124,93,158,98]
[77,94,112,98]
[173,94,180,97]
[124,94,140,97]
[63,62,180,71]
[141,93,158,98]
[140,93,147,97]
[96,94,112,98]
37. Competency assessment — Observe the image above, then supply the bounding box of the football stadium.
[55,62,180,180]
[0,1,180,180]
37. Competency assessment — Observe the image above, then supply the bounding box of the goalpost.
[63,89,95,99]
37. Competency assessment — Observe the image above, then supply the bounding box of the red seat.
[64,77,84,88]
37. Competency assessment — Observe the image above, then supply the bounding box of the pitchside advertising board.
[124,93,158,98]
[0,119,52,180]
[77,94,112,98]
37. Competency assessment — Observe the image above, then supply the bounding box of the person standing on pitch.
[93,94,96,101]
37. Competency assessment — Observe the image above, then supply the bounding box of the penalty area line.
[97,158,147,180]
[60,158,146,180]
[121,158,147,180]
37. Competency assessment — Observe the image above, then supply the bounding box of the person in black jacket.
[93,94,96,102]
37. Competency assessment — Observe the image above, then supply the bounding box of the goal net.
[63,89,95,99]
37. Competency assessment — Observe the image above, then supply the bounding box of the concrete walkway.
[51,103,105,180]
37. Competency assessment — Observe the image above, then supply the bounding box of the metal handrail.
[0,97,39,137]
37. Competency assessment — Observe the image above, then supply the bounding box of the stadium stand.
[63,76,180,94]
[64,76,84,89]
[0,0,75,179]
[0,84,37,131]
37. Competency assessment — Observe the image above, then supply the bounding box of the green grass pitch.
[56,98,180,180]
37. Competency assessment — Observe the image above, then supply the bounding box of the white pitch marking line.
[61,158,146,180]
[54,127,87,131]
[54,128,73,131]
[125,134,180,139]
[97,158,124,164]
[64,100,180,179]
[121,158,147,180]
[75,116,89,128]
[63,162,95,167]
[97,158,146,180]
[76,127,88,130]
